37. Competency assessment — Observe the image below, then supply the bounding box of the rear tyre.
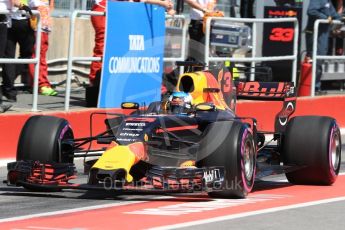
[283,116,341,185]
[197,121,256,198]
[17,115,74,163]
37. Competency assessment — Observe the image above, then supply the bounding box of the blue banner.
[99,1,166,108]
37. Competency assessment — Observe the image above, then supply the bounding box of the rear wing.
[236,81,296,133]
[236,81,295,101]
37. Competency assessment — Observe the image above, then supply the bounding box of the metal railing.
[204,17,299,84]
[65,10,103,111]
[312,19,343,96]
[164,14,188,75]
[50,15,188,78]
[164,14,187,63]
[0,10,42,112]
[54,0,91,10]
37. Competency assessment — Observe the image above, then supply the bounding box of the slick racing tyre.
[283,116,341,185]
[17,115,74,164]
[197,121,256,198]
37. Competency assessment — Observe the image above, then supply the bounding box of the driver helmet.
[168,91,193,114]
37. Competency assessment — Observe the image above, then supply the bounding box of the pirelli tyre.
[197,121,256,198]
[17,115,74,164]
[283,116,341,185]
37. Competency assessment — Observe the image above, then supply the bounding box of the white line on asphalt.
[0,201,146,223]
[149,196,345,230]
[0,194,175,224]
[27,227,82,230]
[27,226,86,230]
[0,158,14,167]
[276,172,345,183]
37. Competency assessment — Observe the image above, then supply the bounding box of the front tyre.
[283,116,341,185]
[17,115,74,163]
[197,121,256,198]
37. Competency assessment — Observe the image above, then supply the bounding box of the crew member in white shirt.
[185,0,214,61]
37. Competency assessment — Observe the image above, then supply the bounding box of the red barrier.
[0,108,123,159]
[236,95,345,131]
[1,95,344,159]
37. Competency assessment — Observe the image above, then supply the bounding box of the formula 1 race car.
[6,63,342,198]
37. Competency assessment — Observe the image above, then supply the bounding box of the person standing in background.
[185,0,214,44]
[0,0,27,112]
[88,0,105,87]
[330,0,344,55]
[332,0,343,13]
[305,0,341,93]
[2,0,34,102]
[240,0,255,18]
[28,0,57,96]
[184,0,216,61]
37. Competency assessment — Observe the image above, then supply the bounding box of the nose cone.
[91,142,146,182]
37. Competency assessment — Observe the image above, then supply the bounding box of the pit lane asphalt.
[0,141,344,229]
[176,200,345,230]
[0,160,161,219]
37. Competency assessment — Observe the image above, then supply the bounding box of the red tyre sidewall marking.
[241,128,255,193]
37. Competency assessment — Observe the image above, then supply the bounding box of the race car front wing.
[5,161,225,194]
